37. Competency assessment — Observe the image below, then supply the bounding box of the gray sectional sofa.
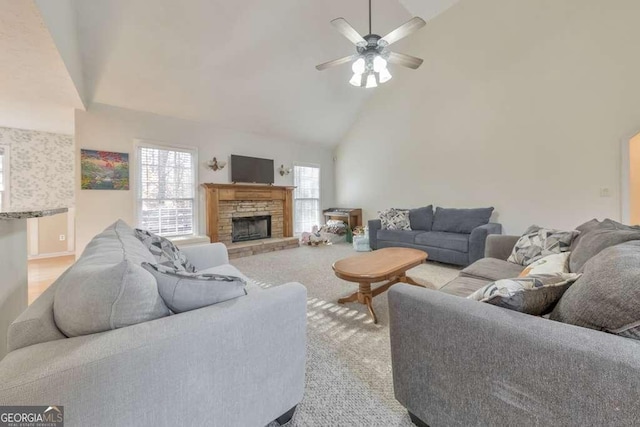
[389,223,640,426]
[0,222,306,427]
[369,206,502,266]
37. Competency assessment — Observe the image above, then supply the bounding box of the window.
[136,142,197,237]
[0,145,9,211]
[293,164,321,235]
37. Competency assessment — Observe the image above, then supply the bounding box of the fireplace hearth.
[232,215,272,243]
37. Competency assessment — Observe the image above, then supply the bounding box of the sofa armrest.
[468,222,502,264]
[0,283,307,427]
[368,219,381,250]
[485,234,520,260]
[180,242,229,270]
[388,284,640,426]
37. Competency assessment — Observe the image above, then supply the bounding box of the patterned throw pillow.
[142,263,246,313]
[518,252,570,277]
[135,228,196,272]
[507,225,579,266]
[468,273,581,315]
[378,208,411,230]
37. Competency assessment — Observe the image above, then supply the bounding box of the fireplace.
[232,215,272,242]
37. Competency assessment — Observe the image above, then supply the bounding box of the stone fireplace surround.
[203,184,299,258]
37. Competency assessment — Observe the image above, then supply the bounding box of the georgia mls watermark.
[0,406,63,427]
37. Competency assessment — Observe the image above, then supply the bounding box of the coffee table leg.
[363,294,378,324]
[399,273,426,288]
[338,292,359,304]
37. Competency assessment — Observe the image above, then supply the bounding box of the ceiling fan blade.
[379,17,426,46]
[388,52,424,69]
[316,54,358,71]
[331,18,367,46]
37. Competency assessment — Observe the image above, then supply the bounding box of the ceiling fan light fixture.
[349,73,363,87]
[379,67,392,83]
[352,57,366,74]
[373,55,387,73]
[365,73,378,89]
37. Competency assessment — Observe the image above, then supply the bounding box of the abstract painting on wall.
[81,149,130,190]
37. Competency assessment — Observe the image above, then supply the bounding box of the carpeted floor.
[232,243,460,426]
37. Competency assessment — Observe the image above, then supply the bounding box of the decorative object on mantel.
[278,165,292,176]
[315,0,426,88]
[0,207,68,220]
[81,149,129,190]
[207,157,227,171]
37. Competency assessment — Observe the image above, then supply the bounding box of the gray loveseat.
[389,226,640,426]
[0,222,306,427]
[369,206,502,266]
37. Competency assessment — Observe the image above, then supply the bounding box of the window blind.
[137,145,196,236]
[293,165,321,235]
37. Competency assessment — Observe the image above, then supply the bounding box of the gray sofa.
[0,223,306,427]
[389,232,640,426]
[369,206,502,266]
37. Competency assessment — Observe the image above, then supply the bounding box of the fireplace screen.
[232,215,272,242]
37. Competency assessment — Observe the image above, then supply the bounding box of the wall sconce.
[207,157,227,171]
[279,164,292,176]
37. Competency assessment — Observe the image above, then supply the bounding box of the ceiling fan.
[316,0,426,88]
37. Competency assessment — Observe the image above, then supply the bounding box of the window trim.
[293,162,321,236]
[0,144,10,211]
[133,139,199,237]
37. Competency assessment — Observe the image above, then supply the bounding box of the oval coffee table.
[332,247,428,324]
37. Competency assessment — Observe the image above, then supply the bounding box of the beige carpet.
[233,243,460,426]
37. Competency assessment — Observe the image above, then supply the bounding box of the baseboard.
[28,251,75,260]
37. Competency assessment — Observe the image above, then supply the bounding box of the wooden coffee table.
[332,248,428,324]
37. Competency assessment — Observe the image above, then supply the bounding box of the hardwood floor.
[28,255,75,304]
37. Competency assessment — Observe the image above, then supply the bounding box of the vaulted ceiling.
[0,0,461,142]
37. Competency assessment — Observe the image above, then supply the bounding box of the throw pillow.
[468,273,581,315]
[568,219,640,273]
[431,207,494,234]
[551,241,640,339]
[518,252,570,277]
[507,225,579,266]
[142,263,247,313]
[409,205,434,231]
[378,208,411,230]
[135,228,196,272]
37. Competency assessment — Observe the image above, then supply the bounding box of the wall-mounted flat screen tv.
[230,155,274,184]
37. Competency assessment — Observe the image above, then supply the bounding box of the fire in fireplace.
[232,215,272,242]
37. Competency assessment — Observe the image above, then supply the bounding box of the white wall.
[336,0,640,234]
[75,104,335,253]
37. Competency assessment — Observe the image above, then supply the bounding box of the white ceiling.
[0,0,461,141]
[73,0,418,145]
[0,0,82,134]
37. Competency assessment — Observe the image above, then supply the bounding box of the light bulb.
[379,67,392,83]
[373,55,387,73]
[365,73,377,89]
[351,58,365,74]
[349,73,363,87]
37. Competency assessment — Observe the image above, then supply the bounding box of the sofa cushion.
[415,231,469,253]
[468,273,581,315]
[54,220,170,337]
[460,258,525,281]
[135,228,196,272]
[377,229,424,244]
[569,220,640,273]
[551,241,640,339]
[507,225,579,266]
[440,276,491,297]
[142,263,247,313]
[409,205,434,231]
[378,208,411,230]
[432,207,494,234]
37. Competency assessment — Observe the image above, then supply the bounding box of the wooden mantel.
[202,183,295,243]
